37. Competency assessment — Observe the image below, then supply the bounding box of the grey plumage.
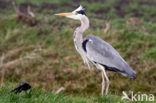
[83,35,136,79]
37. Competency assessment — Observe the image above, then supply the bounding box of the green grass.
[0,84,128,103]
[0,85,154,103]
[0,0,156,102]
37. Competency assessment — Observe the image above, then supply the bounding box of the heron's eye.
[76,10,86,15]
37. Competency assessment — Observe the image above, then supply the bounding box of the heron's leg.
[102,68,109,95]
[96,64,106,96]
[101,71,105,96]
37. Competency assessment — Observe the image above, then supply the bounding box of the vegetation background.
[0,0,155,102]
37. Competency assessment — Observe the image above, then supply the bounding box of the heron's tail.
[124,67,136,79]
[127,71,136,79]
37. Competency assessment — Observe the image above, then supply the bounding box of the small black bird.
[9,82,31,94]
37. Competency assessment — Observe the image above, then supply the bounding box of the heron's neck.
[74,16,89,44]
[73,16,90,67]
[79,16,90,34]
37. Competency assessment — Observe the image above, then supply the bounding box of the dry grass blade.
[0,54,5,87]
[3,45,34,61]
[126,17,142,26]
[56,87,65,94]
[104,21,111,34]
[12,1,20,15]
[0,52,39,70]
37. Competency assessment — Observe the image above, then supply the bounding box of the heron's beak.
[55,12,79,20]
[55,13,74,17]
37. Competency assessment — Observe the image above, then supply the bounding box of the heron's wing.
[83,35,136,78]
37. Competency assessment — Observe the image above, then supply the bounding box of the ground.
[0,0,155,102]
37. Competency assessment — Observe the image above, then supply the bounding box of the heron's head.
[55,5,86,20]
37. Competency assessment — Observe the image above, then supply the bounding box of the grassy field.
[0,84,129,103]
[0,0,156,102]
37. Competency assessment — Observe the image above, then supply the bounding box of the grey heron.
[55,5,136,96]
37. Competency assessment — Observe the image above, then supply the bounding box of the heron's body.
[55,5,136,96]
[83,35,135,78]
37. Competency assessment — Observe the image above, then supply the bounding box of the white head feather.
[72,5,85,14]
